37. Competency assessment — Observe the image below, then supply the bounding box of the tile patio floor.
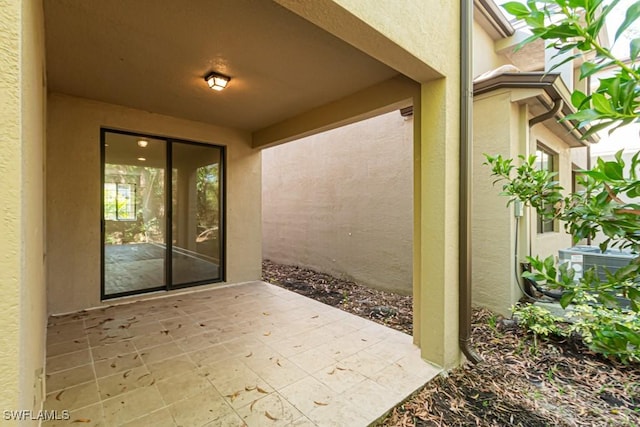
[43,281,440,426]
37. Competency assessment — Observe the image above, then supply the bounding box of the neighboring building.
[262,0,600,316]
[1,0,466,419]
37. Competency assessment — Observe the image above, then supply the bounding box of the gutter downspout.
[529,99,563,127]
[459,0,482,364]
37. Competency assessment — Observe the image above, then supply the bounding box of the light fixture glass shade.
[137,139,148,148]
[205,72,230,91]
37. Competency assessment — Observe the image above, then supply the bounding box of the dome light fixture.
[137,139,148,148]
[205,71,231,91]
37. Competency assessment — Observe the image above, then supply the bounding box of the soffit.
[44,0,400,132]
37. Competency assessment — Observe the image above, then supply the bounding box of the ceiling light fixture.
[137,139,148,148]
[137,157,146,161]
[205,72,231,91]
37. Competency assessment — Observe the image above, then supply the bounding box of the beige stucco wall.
[47,94,261,315]
[473,20,509,77]
[262,111,413,294]
[473,89,577,315]
[0,0,47,421]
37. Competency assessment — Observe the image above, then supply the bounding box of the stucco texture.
[0,0,47,421]
[46,94,262,315]
[262,111,413,294]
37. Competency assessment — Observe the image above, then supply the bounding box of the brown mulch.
[262,260,640,427]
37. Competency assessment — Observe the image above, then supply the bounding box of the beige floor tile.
[167,322,209,339]
[202,411,247,427]
[341,378,404,420]
[306,398,371,427]
[94,351,143,378]
[363,336,418,363]
[46,364,95,393]
[288,416,317,426]
[214,371,274,409]
[287,348,337,375]
[338,351,389,378]
[127,319,166,337]
[250,357,308,390]
[370,362,432,394]
[47,320,86,343]
[42,402,104,427]
[46,349,92,374]
[168,387,234,427]
[187,343,233,367]
[47,337,89,358]
[139,341,185,365]
[237,392,302,426]
[121,407,177,427]
[44,380,100,412]
[312,363,367,394]
[102,386,165,425]
[175,331,220,352]
[279,376,337,415]
[146,354,196,382]
[223,337,268,357]
[91,340,136,361]
[156,369,215,405]
[131,330,175,350]
[87,327,132,346]
[200,357,259,389]
[394,353,441,380]
[97,365,153,399]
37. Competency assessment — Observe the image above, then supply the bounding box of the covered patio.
[44,282,439,426]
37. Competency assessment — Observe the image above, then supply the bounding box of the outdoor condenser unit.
[558,245,637,281]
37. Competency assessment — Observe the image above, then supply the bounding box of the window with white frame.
[104,183,137,221]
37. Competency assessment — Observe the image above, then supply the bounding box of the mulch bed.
[262,260,640,426]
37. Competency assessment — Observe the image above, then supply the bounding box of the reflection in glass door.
[103,133,166,297]
[172,144,222,286]
[101,129,224,299]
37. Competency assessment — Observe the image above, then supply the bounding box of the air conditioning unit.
[558,245,636,281]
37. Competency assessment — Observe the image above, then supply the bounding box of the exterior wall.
[0,0,47,421]
[47,94,262,314]
[473,20,509,77]
[472,92,521,315]
[262,111,413,294]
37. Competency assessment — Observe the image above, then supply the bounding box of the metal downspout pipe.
[459,0,482,364]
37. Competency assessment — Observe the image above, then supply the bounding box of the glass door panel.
[103,132,166,297]
[171,143,223,286]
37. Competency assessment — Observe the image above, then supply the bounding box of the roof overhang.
[474,0,515,39]
[474,72,599,147]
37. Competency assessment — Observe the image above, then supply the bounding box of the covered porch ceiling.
[44,0,421,147]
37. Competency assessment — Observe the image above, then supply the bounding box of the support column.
[413,78,461,369]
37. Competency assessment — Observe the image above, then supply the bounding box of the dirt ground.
[262,260,640,427]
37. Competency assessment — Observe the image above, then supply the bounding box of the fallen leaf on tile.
[245,352,253,358]
[256,386,268,394]
[123,370,131,378]
[265,411,278,421]
[137,373,150,381]
[133,354,139,359]
[361,338,367,341]
[250,399,258,411]
[336,366,347,371]
[276,359,282,367]
[311,315,319,319]
[149,379,156,386]
[200,323,206,327]
[293,345,302,348]
[327,368,336,375]
[226,390,242,402]
[55,390,64,401]
[110,362,116,368]
[263,331,271,336]
[71,418,91,423]
[245,385,256,391]
[314,401,329,406]
[160,330,169,335]
[263,312,270,316]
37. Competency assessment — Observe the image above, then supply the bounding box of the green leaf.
[592,93,614,114]
[571,90,588,109]
[603,161,624,180]
[559,291,575,309]
[615,0,640,41]
[631,38,640,61]
[579,62,603,79]
[502,1,530,17]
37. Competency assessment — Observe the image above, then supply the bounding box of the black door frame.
[100,127,226,300]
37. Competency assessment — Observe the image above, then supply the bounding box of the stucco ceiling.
[44,0,400,132]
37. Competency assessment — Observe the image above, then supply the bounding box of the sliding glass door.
[101,129,224,299]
